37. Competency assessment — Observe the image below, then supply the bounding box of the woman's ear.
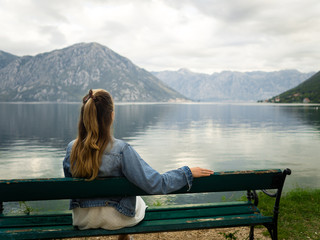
[112,111,115,121]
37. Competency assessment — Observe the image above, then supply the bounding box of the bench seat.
[0,201,272,240]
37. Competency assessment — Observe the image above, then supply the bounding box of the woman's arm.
[120,143,213,194]
[62,141,75,178]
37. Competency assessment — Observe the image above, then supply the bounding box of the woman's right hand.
[190,167,214,178]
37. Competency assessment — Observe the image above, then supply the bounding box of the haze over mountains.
[0,42,316,102]
[152,69,314,102]
[0,43,185,102]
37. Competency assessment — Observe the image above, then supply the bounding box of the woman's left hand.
[190,167,214,178]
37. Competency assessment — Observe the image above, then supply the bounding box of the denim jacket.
[63,138,193,217]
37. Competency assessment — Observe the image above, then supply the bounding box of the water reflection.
[281,106,320,130]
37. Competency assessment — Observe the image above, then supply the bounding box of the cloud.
[38,25,66,45]
[0,0,319,73]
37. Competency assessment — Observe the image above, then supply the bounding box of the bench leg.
[271,228,278,240]
[249,226,254,240]
[265,224,277,240]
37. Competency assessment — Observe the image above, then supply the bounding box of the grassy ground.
[258,188,320,240]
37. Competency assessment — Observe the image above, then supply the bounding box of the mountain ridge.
[0,42,186,102]
[152,69,315,102]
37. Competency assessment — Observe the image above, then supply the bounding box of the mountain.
[0,43,186,102]
[152,69,314,102]
[267,71,320,103]
[0,51,18,69]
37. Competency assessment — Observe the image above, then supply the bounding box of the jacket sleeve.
[120,143,193,194]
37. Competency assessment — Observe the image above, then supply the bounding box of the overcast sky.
[0,0,319,74]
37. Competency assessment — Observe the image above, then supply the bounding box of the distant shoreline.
[1,101,320,106]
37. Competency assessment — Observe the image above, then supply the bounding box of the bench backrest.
[0,169,290,202]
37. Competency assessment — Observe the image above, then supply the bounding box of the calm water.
[1,103,320,211]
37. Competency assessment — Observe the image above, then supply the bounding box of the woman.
[63,89,213,240]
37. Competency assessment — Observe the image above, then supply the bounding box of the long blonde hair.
[70,89,114,180]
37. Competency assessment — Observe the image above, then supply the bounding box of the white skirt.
[72,196,147,230]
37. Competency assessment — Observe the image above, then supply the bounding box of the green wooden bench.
[0,169,291,240]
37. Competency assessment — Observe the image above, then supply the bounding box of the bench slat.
[0,169,283,202]
[0,214,71,228]
[0,213,273,240]
[147,201,253,211]
[145,203,259,221]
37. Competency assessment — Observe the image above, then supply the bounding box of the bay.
[1,103,320,211]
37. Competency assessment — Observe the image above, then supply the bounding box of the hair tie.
[83,89,96,104]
